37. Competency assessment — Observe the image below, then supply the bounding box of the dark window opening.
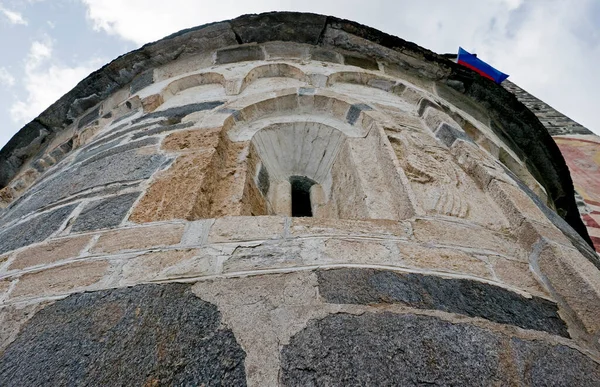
[290,176,316,217]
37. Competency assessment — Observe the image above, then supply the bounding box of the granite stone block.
[0,204,76,255]
[0,283,247,386]
[317,268,568,336]
[71,192,141,232]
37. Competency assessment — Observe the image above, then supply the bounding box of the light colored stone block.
[397,243,492,279]
[91,224,185,254]
[10,260,109,300]
[413,218,521,258]
[208,216,285,243]
[121,248,218,284]
[161,127,222,152]
[290,218,411,239]
[534,240,600,335]
[323,238,395,266]
[488,179,549,226]
[9,235,92,271]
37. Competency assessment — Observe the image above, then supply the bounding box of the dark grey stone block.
[71,192,141,232]
[2,149,165,224]
[344,54,379,70]
[281,313,600,386]
[215,45,264,64]
[0,283,247,386]
[231,12,327,44]
[80,137,158,166]
[317,268,568,337]
[131,101,224,125]
[417,97,441,117]
[130,121,195,140]
[435,122,471,147]
[0,204,76,255]
[346,103,373,125]
[77,107,100,129]
[310,48,342,63]
[130,69,154,94]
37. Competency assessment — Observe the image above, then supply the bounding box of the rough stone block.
[131,101,225,125]
[129,151,215,223]
[489,179,549,227]
[413,218,521,257]
[121,248,218,284]
[534,240,600,335]
[0,205,76,255]
[397,243,492,279]
[208,216,285,243]
[310,48,342,63]
[323,238,395,266]
[129,121,195,140]
[0,283,247,386]
[231,12,327,44]
[346,103,373,125]
[262,42,309,59]
[9,235,92,271]
[317,268,567,336]
[435,123,470,147]
[2,149,165,224]
[489,256,545,295]
[290,218,411,238]
[91,224,185,254]
[215,45,264,65]
[141,93,163,112]
[77,107,100,129]
[344,54,379,70]
[10,260,109,299]
[161,127,222,151]
[130,69,154,94]
[281,312,599,385]
[71,192,141,233]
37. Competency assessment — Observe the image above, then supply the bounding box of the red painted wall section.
[554,135,600,251]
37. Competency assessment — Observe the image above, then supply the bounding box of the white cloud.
[9,38,103,124]
[0,5,28,25]
[0,67,15,87]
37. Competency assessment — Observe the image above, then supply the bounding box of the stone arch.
[161,72,226,101]
[224,91,375,142]
[239,63,308,93]
[327,71,404,94]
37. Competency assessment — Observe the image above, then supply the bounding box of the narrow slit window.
[290,176,315,217]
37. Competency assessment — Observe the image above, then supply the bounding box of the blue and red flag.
[457,47,509,84]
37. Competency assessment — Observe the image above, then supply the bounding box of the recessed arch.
[161,72,226,101]
[239,63,308,93]
[223,91,377,142]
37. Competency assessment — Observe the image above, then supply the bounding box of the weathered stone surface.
[489,256,546,295]
[231,12,327,44]
[310,47,342,63]
[397,243,492,278]
[281,313,600,386]
[161,127,222,151]
[130,121,195,140]
[317,268,568,336]
[215,45,264,64]
[413,218,521,257]
[435,122,470,147]
[77,107,100,129]
[346,103,373,125]
[208,216,285,243]
[0,283,247,386]
[71,192,141,232]
[79,137,158,166]
[10,260,109,299]
[129,151,216,223]
[2,149,165,224]
[120,248,218,284]
[131,101,224,124]
[9,235,92,270]
[91,224,185,254]
[141,93,163,112]
[130,69,154,94]
[291,218,411,238]
[0,205,76,255]
[344,54,379,70]
[0,302,48,354]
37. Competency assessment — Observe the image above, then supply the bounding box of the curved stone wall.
[0,12,599,386]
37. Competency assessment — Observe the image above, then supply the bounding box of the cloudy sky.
[0,0,599,148]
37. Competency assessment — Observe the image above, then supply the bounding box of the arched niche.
[239,63,308,94]
[161,72,226,101]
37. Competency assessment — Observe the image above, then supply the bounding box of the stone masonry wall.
[0,12,600,386]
